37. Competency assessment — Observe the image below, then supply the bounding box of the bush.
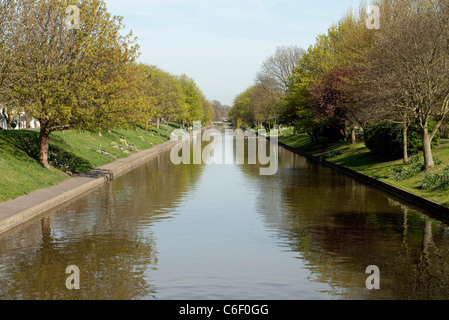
[365,122,402,159]
[389,155,423,181]
[420,166,449,190]
[321,123,345,142]
[365,121,440,159]
[421,172,441,189]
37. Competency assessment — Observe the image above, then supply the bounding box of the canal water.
[1,131,449,300]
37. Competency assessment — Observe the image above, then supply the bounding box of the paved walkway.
[0,139,180,236]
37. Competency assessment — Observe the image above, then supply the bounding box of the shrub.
[365,122,402,159]
[421,172,441,189]
[389,155,423,181]
[365,121,440,159]
[420,166,449,190]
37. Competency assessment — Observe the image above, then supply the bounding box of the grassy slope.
[278,134,449,208]
[0,124,178,203]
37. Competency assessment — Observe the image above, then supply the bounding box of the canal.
[1,130,449,300]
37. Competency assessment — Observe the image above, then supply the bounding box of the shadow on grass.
[0,130,40,160]
[334,150,388,168]
[0,130,94,173]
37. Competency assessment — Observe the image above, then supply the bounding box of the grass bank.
[278,134,449,208]
[0,123,180,203]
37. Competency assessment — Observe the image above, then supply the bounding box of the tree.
[8,0,140,168]
[256,46,305,96]
[177,74,204,126]
[229,85,277,129]
[201,96,214,125]
[255,46,305,129]
[310,67,363,144]
[288,3,378,143]
[0,0,24,130]
[229,87,255,128]
[137,64,183,128]
[361,1,449,170]
[211,100,231,121]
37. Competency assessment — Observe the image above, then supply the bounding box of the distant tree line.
[211,100,231,121]
[0,0,213,168]
[230,0,449,171]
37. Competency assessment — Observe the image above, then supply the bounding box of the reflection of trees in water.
[0,216,156,300]
[0,150,205,300]
[384,200,449,300]
[240,147,449,299]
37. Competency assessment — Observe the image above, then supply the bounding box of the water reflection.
[1,133,449,300]
[0,151,205,300]
[240,147,449,299]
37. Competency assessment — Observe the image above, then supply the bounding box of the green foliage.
[365,121,440,159]
[389,155,423,181]
[229,87,255,127]
[420,166,449,190]
[408,122,441,155]
[176,74,205,125]
[167,122,182,129]
[365,122,403,159]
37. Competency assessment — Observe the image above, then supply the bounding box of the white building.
[0,108,40,130]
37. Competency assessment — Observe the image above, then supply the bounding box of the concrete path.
[0,139,180,236]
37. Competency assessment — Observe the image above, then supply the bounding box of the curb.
[278,141,449,219]
[0,138,181,236]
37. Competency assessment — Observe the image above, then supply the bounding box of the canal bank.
[0,137,183,237]
[277,140,449,219]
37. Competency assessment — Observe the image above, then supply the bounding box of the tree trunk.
[308,132,315,144]
[402,122,409,164]
[4,111,12,130]
[422,127,435,170]
[25,112,33,129]
[157,117,160,129]
[351,127,356,144]
[39,126,51,169]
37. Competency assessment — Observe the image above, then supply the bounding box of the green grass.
[0,124,179,203]
[279,134,449,208]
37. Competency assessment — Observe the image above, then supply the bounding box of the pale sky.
[105,0,365,106]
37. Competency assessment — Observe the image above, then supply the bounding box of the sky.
[105,0,365,106]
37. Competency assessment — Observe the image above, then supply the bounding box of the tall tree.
[310,68,359,143]
[0,0,24,129]
[255,46,305,128]
[201,96,214,125]
[229,87,255,128]
[177,74,204,126]
[8,0,140,168]
[256,46,305,96]
[361,1,449,169]
[137,64,183,128]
